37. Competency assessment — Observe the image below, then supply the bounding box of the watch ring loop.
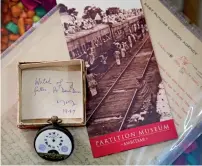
[47,116,62,124]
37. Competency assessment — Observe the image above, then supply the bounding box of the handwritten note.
[21,70,83,120]
[142,0,202,135]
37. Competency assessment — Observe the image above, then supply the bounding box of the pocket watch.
[34,116,74,161]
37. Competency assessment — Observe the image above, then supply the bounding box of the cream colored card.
[21,70,83,120]
[141,0,202,134]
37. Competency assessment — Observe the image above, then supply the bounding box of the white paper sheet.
[21,70,83,119]
[142,0,202,133]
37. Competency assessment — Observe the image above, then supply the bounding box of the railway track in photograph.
[120,56,162,131]
[87,36,157,137]
[86,34,151,120]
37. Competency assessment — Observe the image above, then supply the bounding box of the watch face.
[34,128,73,161]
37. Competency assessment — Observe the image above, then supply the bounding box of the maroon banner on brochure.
[90,120,178,158]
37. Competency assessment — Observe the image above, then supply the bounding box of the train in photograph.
[65,14,145,71]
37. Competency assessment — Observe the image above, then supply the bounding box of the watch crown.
[47,116,62,124]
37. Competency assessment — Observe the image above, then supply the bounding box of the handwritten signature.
[53,79,81,94]
[57,100,76,107]
[57,100,77,115]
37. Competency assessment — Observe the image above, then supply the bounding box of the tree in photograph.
[58,4,78,17]
[59,4,68,13]
[82,6,103,20]
[67,8,78,16]
[106,7,120,15]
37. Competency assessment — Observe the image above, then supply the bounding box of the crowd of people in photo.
[62,15,97,35]
[60,5,147,97]
[60,5,143,35]
[68,18,147,69]
[59,4,166,128]
[84,18,147,97]
[102,9,142,24]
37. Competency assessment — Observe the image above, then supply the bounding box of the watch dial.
[35,129,72,156]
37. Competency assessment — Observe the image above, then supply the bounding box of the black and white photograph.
[57,0,173,138]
